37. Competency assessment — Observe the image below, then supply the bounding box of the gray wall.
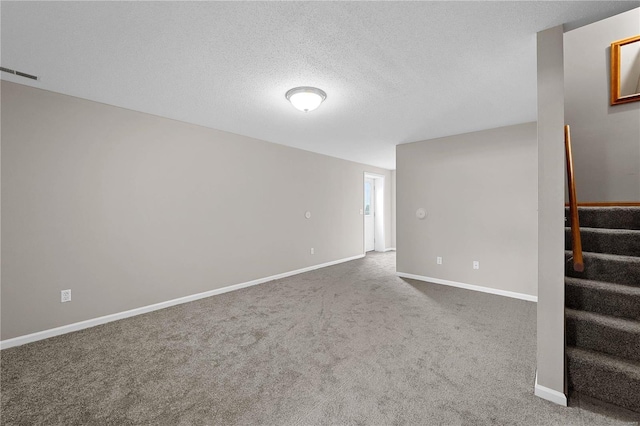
[536,25,566,398]
[1,81,392,340]
[396,122,538,298]
[564,7,640,202]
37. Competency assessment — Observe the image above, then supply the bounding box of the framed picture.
[611,35,640,105]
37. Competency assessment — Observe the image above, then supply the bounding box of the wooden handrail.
[564,202,640,207]
[565,125,584,272]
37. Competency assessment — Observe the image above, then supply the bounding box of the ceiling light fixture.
[285,86,327,112]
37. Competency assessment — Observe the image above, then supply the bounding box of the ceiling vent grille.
[0,66,38,81]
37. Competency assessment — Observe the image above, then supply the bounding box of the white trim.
[534,371,567,406]
[384,247,396,252]
[363,172,386,253]
[363,172,385,179]
[396,272,538,302]
[0,254,365,350]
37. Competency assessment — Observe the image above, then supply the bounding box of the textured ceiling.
[2,1,638,170]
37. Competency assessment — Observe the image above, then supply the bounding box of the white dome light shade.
[285,87,327,112]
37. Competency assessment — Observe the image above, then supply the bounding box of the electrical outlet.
[310,248,315,255]
[473,261,480,270]
[61,289,71,303]
[437,256,442,265]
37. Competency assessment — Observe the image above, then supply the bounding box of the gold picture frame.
[611,35,640,105]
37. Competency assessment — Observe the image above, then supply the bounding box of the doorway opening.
[364,172,385,254]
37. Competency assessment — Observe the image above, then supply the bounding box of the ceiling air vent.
[0,66,38,81]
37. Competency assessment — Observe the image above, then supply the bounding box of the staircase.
[565,206,640,412]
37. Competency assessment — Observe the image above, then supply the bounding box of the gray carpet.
[567,207,640,230]
[565,227,640,257]
[566,251,640,286]
[565,207,640,413]
[2,252,639,425]
[565,277,640,321]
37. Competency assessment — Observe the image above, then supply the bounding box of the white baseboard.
[396,272,537,302]
[0,254,365,350]
[534,371,567,406]
[384,247,396,252]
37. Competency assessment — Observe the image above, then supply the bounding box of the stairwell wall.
[564,7,640,202]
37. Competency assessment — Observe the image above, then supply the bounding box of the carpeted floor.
[565,206,640,413]
[2,252,639,425]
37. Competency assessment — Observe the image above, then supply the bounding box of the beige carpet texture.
[2,252,639,425]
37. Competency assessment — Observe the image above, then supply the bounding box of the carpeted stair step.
[565,227,640,257]
[565,309,640,362]
[565,251,640,287]
[566,277,640,320]
[566,346,640,413]
[565,206,640,230]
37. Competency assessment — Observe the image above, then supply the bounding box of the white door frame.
[363,172,386,253]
